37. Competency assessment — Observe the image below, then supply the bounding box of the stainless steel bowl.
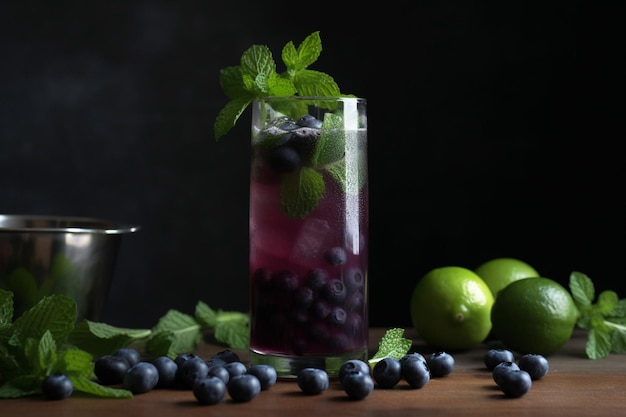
[0,215,140,321]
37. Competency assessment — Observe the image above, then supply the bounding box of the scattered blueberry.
[427,352,455,377]
[224,361,248,379]
[205,357,228,369]
[177,356,209,389]
[497,369,532,397]
[342,371,374,400]
[246,364,277,390]
[227,374,262,402]
[94,355,131,385]
[400,352,427,366]
[372,357,402,388]
[123,361,159,394]
[492,361,521,386]
[193,376,227,405]
[338,359,370,385]
[42,373,74,400]
[211,349,240,364]
[518,354,549,380]
[297,368,329,395]
[151,356,178,388]
[401,355,431,389]
[113,347,141,367]
[207,365,231,384]
[484,349,515,371]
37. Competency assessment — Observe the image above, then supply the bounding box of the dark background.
[1,1,623,329]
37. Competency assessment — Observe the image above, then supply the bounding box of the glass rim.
[257,95,366,102]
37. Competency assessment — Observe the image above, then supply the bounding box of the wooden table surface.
[2,328,624,416]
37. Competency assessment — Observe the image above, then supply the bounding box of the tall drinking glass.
[249,96,368,378]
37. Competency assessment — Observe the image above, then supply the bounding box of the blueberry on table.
[400,355,430,389]
[246,364,278,390]
[342,371,374,400]
[484,349,515,371]
[518,354,549,380]
[224,361,248,379]
[338,359,370,385]
[426,351,455,377]
[42,373,74,400]
[123,362,159,394]
[297,368,330,395]
[207,365,231,384]
[94,355,131,385]
[497,369,532,397]
[113,347,141,366]
[177,356,209,389]
[373,357,402,389]
[151,356,178,388]
[227,374,262,402]
[193,376,227,405]
[400,352,427,366]
[211,349,240,364]
[492,361,520,385]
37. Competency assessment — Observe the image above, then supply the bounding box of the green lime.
[491,277,579,356]
[410,266,495,351]
[474,257,540,298]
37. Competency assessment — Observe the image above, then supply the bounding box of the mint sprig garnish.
[214,31,341,141]
[568,271,626,359]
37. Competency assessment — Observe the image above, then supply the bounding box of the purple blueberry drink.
[248,96,368,377]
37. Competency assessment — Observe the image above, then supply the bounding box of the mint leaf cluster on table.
[0,288,247,398]
[214,31,344,140]
[569,271,626,359]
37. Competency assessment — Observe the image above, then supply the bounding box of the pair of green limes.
[410,258,579,355]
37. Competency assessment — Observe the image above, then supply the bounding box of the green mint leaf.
[596,290,619,315]
[214,96,254,140]
[68,320,151,358]
[240,45,276,92]
[56,348,94,379]
[569,271,594,306]
[9,295,76,348]
[195,302,249,349]
[293,69,341,97]
[610,323,626,353]
[267,75,297,97]
[368,328,412,367]
[146,310,202,358]
[214,319,248,350]
[282,31,322,71]
[194,301,219,327]
[313,113,345,167]
[280,167,325,218]
[71,375,133,398]
[586,327,612,360]
[36,330,57,375]
[0,378,40,398]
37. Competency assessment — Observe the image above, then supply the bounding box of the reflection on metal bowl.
[0,215,140,321]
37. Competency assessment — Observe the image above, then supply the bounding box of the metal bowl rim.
[0,214,140,234]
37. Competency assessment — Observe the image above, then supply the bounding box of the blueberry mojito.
[248,97,368,376]
[213,32,368,377]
